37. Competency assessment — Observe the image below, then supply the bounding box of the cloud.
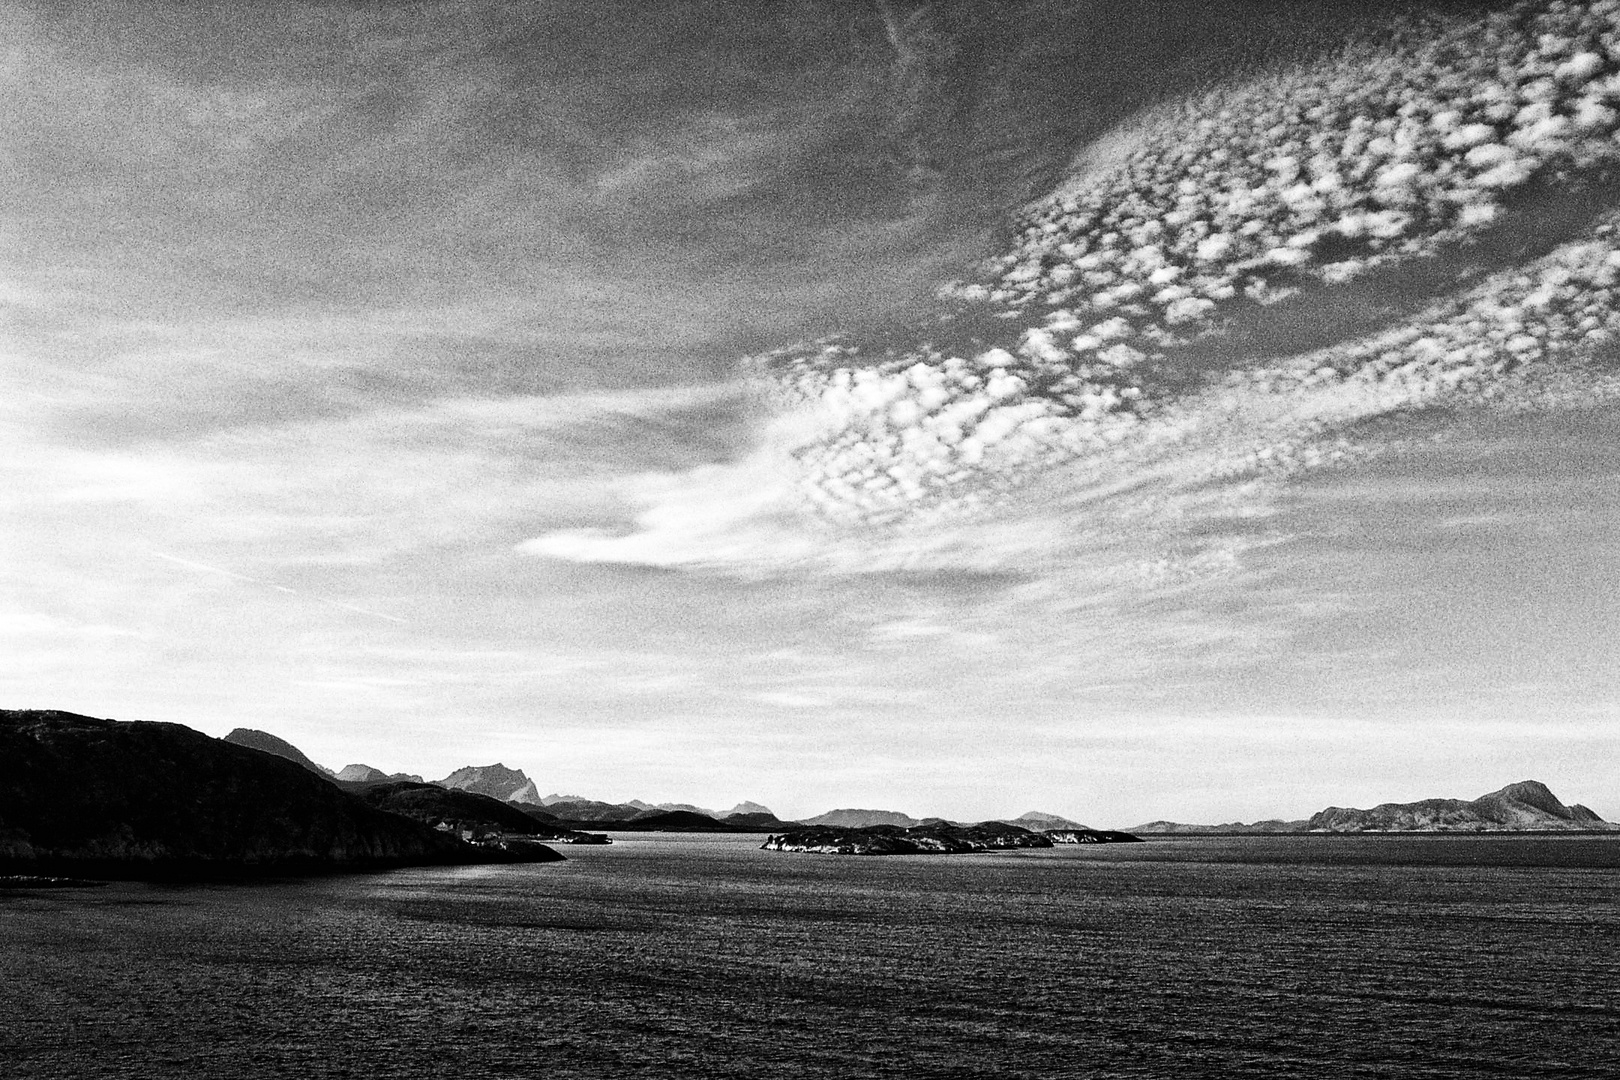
[150,552,410,625]
[518,410,826,569]
[525,207,1620,582]
[522,1,1620,587]
[3,1,992,457]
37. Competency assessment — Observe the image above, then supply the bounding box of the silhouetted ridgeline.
[0,710,561,879]
[220,727,331,775]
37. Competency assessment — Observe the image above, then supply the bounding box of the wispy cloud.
[150,552,410,625]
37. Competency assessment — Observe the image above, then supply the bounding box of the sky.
[6,0,1620,826]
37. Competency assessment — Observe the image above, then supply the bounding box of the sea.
[4,834,1619,1079]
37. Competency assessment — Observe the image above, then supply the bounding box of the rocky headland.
[0,709,562,879]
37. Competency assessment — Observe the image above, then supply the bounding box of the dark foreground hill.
[0,710,561,879]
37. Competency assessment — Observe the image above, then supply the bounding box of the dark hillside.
[0,710,558,878]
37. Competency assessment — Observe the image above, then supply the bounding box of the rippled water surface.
[5,835,1620,1078]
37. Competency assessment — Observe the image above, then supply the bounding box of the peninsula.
[0,709,562,880]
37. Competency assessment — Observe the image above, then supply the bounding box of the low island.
[762,821,1141,855]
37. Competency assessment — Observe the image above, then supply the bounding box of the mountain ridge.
[434,763,539,805]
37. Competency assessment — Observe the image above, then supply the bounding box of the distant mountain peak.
[533,795,776,820]
[434,763,538,804]
[802,808,918,828]
[1010,810,1091,831]
[1481,780,1567,816]
[336,763,424,784]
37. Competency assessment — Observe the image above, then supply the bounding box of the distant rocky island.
[788,808,1097,832]
[1131,782,1618,834]
[762,822,1141,856]
[1309,781,1615,833]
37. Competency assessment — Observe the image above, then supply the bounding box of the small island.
[762,821,1141,855]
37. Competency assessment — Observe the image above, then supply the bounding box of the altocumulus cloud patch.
[526,0,1620,576]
